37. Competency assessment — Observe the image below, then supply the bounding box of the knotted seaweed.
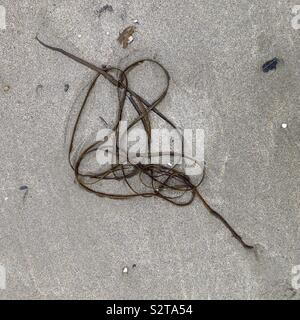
[36,36,253,249]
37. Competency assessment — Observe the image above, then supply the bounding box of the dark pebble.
[262,58,279,73]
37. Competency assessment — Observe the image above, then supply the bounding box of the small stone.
[3,85,10,92]
[262,58,279,73]
[64,84,70,92]
[78,34,82,38]
[122,267,129,274]
[19,186,28,191]
[282,123,288,129]
[4,197,8,201]
[133,19,139,24]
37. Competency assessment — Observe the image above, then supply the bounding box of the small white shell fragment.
[3,85,10,92]
[281,123,288,129]
[122,267,128,274]
[78,34,82,38]
[4,197,8,201]
[133,19,139,24]
[127,35,134,44]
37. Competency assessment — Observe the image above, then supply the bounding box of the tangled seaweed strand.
[36,36,253,249]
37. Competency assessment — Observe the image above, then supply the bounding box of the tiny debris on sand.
[95,4,113,17]
[127,35,134,44]
[117,26,136,49]
[262,57,279,73]
[64,84,70,92]
[36,84,43,94]
[122,266,129,274]
[20,185,29,202]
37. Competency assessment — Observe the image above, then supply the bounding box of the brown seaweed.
[36,36,253,249]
